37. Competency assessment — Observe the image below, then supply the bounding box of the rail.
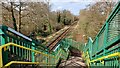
[0,23,76,67]
[83,1,120,67]
[0,42,70,67]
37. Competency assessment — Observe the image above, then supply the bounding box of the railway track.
[47,22,77,51]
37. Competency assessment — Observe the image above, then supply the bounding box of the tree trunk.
[10,2,17,31]
[18,2,22,32]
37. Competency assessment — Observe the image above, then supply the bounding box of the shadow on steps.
[58,46,88,68]
[69,46,82,57]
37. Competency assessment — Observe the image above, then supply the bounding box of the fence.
[83,1,120,67]
[0,25,72,67]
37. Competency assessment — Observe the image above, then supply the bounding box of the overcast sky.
[50,0,118,15]
[50,0,95,15]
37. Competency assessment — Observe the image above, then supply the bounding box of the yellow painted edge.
[0,43,65,67]
[4,61,53,67]
[0,43,55,58]
[0,47,3,67]
[0,43,56,67]
[4,61,39,67]
[90,52,120,63]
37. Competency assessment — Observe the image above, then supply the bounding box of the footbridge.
[0,1,120,68]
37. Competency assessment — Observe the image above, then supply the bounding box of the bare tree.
[10,2,17,31]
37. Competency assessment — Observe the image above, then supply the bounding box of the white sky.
[50,0,118,15]
[50,0,93,15]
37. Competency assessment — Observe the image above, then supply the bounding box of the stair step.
[59,56,87,68]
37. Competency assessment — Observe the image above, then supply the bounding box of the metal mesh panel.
[92,40,96,56]
[108,10,120,42]
[98,29,105,51]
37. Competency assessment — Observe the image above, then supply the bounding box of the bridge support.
[0,29,8,67]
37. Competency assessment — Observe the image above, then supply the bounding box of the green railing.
[0,43,69,67]
[0,25,48,66]
[83,1,120,67]
[0,25,72,67]
[61,38,84,51]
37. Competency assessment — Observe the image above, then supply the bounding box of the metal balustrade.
[83,1,120,67]
[0,1,119,68]
[0,25,73,67]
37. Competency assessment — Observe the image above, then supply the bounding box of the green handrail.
[0,24,74,67]
[83,1,120,67]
